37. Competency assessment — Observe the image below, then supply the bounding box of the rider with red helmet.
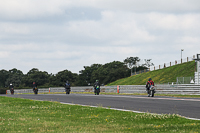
[146,78,154,97]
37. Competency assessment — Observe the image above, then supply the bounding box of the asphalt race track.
[2,94,200,120]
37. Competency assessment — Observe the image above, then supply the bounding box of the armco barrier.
[6,84,200,95]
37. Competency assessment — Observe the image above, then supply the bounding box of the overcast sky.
[0,0,200,74]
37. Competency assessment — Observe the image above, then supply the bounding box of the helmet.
[33,82,35,84]
[10,83,12,85]
[96,80,99,82]
[148,78,152,81]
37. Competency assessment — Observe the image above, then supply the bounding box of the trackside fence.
[6,84,200,95]
[176,77,194,84]
[149,56,195,71]
[132,56,195,76]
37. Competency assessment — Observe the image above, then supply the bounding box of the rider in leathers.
[146,78,154,97]
[64,81,71,92]
[93,80,100,95]
[9,83,14,93]
[33,82,37,92]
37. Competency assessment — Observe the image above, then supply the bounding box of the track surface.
[2,94,200,120]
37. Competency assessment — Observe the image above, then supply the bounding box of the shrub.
[0,88,7,94]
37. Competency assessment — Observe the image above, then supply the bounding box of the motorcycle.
[94,86,100,95]
[10,88,14,95]
[65,88,70,94]
[33,87,38,94]
[147,85,156,97]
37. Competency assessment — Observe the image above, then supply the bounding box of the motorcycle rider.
[146,78,154,97]
[32,82,37,92]
[93,80,100,95]
[9,83,14,94]
[64,80,71,93]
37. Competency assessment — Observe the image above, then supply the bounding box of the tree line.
[0,57,153,89]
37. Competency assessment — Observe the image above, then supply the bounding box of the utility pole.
[194,54,200,84]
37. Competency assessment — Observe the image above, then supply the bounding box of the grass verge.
[107,61,196,85]
[0,96,200,132]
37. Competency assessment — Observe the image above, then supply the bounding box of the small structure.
[190,79,194,84]
[194,54,200,84]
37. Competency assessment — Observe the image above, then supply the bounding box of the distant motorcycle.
[65,88,70,94]
[33,87,38,94]
[147,86,155,97]
[10,88,14,95]
[94,85,100,95]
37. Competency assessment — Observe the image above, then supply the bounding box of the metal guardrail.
[6,84,200,95]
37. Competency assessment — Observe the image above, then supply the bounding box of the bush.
[0,88,7,94]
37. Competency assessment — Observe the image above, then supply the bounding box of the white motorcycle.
[147,85,156,97]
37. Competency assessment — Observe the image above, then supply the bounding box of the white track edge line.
[59,102,200,121]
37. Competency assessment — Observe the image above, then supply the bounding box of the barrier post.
[117,86,120,93]
[6,90,7,94]
[49,88,50,93]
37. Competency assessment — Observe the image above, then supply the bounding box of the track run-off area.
[2,94,200,120]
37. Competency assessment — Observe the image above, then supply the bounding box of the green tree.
[124,57,140,75]
[142,59,154,67]
[0,70,9,87]
[5,68,24,87]
[51,69,78,87]
[77,64,102,86]
[91,61,130,85]
[22,68,50,87]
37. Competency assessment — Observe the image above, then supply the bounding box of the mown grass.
[0,96,200,132]
[107,61,196,85]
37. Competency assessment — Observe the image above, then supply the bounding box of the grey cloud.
[93,0,200,13]
[0,0,200,74]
